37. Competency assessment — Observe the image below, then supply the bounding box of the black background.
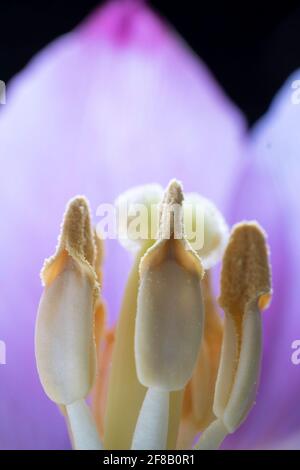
[1,0,300,125]
[0,450,297,463]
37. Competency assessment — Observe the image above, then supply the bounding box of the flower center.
[34,180,272,450]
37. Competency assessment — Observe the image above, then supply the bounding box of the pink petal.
[0,0,245,449]
[223,70,300,449]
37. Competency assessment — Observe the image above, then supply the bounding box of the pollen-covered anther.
[132,180,205,450]
[35,196,102,450]
[195,221,272,450]
[219,221,272,319]
[158,179,184,240]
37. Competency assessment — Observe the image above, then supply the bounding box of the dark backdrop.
[1,0,300,125]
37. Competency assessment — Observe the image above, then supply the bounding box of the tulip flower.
[0,0,299,450]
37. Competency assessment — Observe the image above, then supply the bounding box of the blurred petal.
[223,71,300,449]
[0,0,245,448]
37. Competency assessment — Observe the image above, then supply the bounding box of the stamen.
[136,180,204,390]
[195,222,271,449]
[104,182,195,450]
[102,248,184,450]
[35,196,102,449]
[106,182,227,449]
[133,180,204,449]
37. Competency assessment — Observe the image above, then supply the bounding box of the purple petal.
[222,71,300,449]
[0,0,245,449]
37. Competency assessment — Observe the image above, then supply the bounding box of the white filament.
[223,302,262,432]
[66,399,103,450]
[194,419,228,450]
[131,388,169,450]
[195,301,263,450]
[213,313,237,418]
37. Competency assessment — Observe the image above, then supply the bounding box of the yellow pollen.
[219,221,272,326]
